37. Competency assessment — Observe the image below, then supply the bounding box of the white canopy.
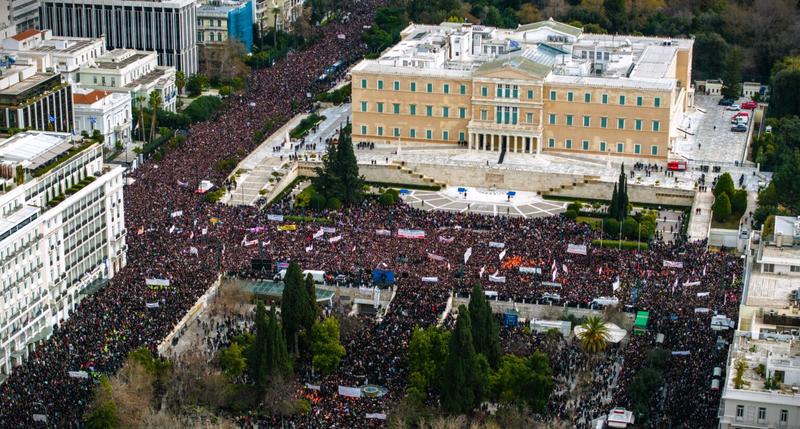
[573,322,627,344]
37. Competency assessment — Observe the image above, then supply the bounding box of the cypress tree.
[441,305,488,414]
[468,284,501,369]
[332,125,364,205]
[609,183,619,221]
[248,300,270,388]
[281,262,313,355]
[305,273,320,324]
[269,305,291,376]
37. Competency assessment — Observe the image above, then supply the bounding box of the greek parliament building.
[0,132,126,382]
[351,19,694,159]
[38,0,198,75]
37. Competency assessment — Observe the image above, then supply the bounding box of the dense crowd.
[0,0,743,427]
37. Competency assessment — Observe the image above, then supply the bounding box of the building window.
[758,408,766,422]
[584,92,591,103]
[393,103,400,114]
[566,115,573,126]
[460,84,466,95]
[600,141,607,152]
[652,121,660,132]
[735,405,744,421]
[549,113,556,125]
[497,85,503,97]
[601,117,608,128]
[618,118,625,129]
[481,109,488,121]
[442,131,449,140]
[583,116,590,127]
[426,83,433,93]
[459,131,465,141]
[651,145,658,156]
[634,144,641,154]
[459,107,466,119]
[393,127,400,137]
[481,86,488,97]
[512,85,518,98]
[619,95,626,105]
[409,129,416,138]
[496,106,503,124]
[582,140,589,150]
[791,265,800,272]
[377,126,383,136]
[567,91,574,102]
[636,96,643,106]
[781,409,788,423]
[410,82,417,92]
[602,93,608,104]
[549,90,556,101]
[361,79,367,88]
[377,102,384,113]
[527,89,534,99]
[654,97,661,108]
[426,129,432,139]
[360,125,367,134]
[443,84,450,94]
[442,107,449,118]
[764,263,774,272]
[377,80,384,90]
[616,142,624,153]
[426,105,433,117]
[635,119,642,131]
[565,139,572,149]
[409,104,416,115]
[526,112,533,123]
[360,101,367,112]
[548,138,555,148]
[393,81,400,91]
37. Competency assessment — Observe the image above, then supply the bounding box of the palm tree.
[147,90,162,142]
[135,94,146,142]
[577,316,610,355]
[272,2,281,47]
[175,71,186,95]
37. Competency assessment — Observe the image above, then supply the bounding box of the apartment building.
[255,0,303,33]
[78,49,177,112]
[1,29,107,84]
[0,58,73,134]
[9,0,39,32]
[197,0,254,53]
[39,0,198,75]
[351,19,693,159]
[72,88,132,149]
[0,131,126,383]
[718,216,800,429]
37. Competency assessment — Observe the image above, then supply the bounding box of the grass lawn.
[711,214,743,230]
[576,216,602,230]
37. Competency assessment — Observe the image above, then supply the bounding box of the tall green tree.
[281,262,315,355]
[712,193,732,222]
[609,182,619,221]
[218,341,247,378]
[310,317,346,374]
[578,316,609,355]
[488,353,553,413]
[175,70,186,95]
[147,90,162,143]
[769,57,800,118]
[713,172,735,199]
[441,305,488,414]
[603,0,627,33]
[722,47,743,100]
[407,326,450,403]
[772,150,800,211]
[305,274,320,322]
[84,376,120,429]
[248,300,272,387]
[312,139,341,203]
[609,164,629,221]
[693,32,729,80]
[266,305,291,377]
[332,125,364,205]
[468,284,501,369]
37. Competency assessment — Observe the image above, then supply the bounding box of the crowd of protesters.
[0,0,742,426]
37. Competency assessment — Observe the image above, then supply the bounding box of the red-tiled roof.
[11,29,41,41]
[73,90,111,105]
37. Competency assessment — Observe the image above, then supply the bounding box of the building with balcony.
[1,29,107,84]
[719,216,800,429]
[197,0,254,53]
[77,49,177,112]
[72,88,132,149]
[0,131,126,384]
[0,59,73,134]
[39,0,198,75]
[255,0,304,33]
[350,19,693,159]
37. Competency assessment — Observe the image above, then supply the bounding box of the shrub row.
[591,239,649,250]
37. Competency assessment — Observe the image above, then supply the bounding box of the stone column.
[468,132,473,150]
[536,137,542,155]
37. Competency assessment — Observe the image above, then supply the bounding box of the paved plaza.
[673,94,754,165]
[400,187,566,218]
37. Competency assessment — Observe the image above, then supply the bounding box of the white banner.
[498,249,507,261]
[612,277,621,291]
[592,296,619,306]
[313,229,324,239]
[697,292,710,297]
[694,307,710,313]
[464,247,473,264]
[305,383,321,390]
[189,246,198,256]
[146,302,160,309]
[177,180,189,187]
[170,210,183,218]
[439,236,455,244]
[375,229,391,236]
[267,214,284,221]
[366,413,387,420]
[684,281,701,287]
[489,241,505,248]
[489,275,506,283]
[398,229,426,239]
[321,227,337,233]
[338,385,362,398]
[421,277,439,283]
[145,278,170,287]
[484,290,498,297]
[169,225,176,234]
[567,243,587,255]
[32,415,47,423]
[202,228,208,235]
[328,235,342,243]
[305,245,313,253]
[427,252,446,262]
[68,370,89,379]
[663,260,684,268]
[242,239,258,247]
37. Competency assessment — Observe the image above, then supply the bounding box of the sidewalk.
[687,190,714,241]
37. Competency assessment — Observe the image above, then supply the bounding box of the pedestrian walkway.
[687,190,714,241]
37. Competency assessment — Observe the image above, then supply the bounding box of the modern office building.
[77,49,177,112]
[718,217,800,429]
[39,0,198,75]
[197,0,254,53]
[0,59,73,134]
[9,0,39,32]
[72,87,132,149]
[351,19,694,159]
[0,131,126,383]
[1,29,107,84]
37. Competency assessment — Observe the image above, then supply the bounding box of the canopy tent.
[573,322,627,344]
[633,311,650,335]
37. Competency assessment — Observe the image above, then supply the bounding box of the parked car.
[718,98,735,106]
[732,111,749,119]
[731,124,747,132]
[741,100,758,109]
[726,104,741,111]
[731,115,748,124]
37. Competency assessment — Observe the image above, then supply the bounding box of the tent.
[573,322,627,343]
[372,269,395,285]
[633,311,649,335]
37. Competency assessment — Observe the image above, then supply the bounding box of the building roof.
[73,89,110,105]
[516,18,583,37]
[11,29,41,42]
[0,131,73,169]
[774,216,800,238]
[476,51,551,78]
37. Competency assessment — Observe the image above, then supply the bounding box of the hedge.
[284,215,333,224]
[591,239,649,250]
[364,181,442,191]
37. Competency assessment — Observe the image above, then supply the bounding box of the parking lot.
[672,94,753,164]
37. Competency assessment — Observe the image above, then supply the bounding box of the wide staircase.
[389,161,447,189]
